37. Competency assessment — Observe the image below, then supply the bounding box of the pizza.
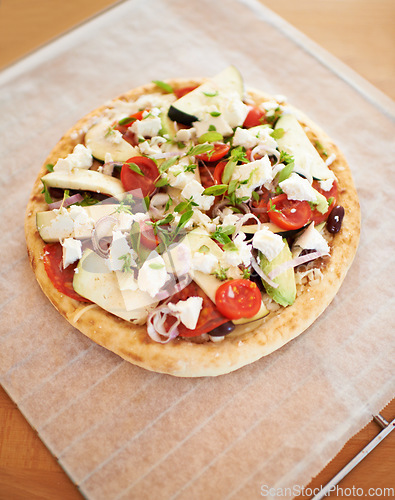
[25,66,360,377]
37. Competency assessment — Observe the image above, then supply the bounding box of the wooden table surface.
[0,1,394,499]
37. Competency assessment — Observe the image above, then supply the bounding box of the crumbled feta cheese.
[220,93,250,128]
[319,178,334,191]
[279,173,317,202]
[130,116,162,138]
[40,208,74,240]
[232,155,273,198]
[190,209,216,233]
[104,152,113,164]
[222,212,240,226]
[232,127,260,149]
[137,253,169,297]
[175,128,196,142]
[181,180,215,211]
[61,237,82,269]
[223,233,252,267]
[53,144,93,173]
[138,140,162,156]
[107,230,136,272]
[166,160,195,189]
[325,153,336,166]
[252,227,285,262]
[168,296,203,330]
[193,116,233,138]
[116,212,134,232]
[192,251,218,274]
[68,206,94,238]
[293,222,330,254]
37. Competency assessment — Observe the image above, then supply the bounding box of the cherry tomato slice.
[215,279,261,320]
[121,156,159,197]
[43,243,90,302]
[196,143,230,163]
[164,282,229,337]
[310,180,338,224]
[115,111,145,146]
[199,165,216,189]
[173,85,199,99]
[251,188,272,223]
[213,160,227,184]
[243,107,266,128]
[139,220,160,250]
[267,193,312,230]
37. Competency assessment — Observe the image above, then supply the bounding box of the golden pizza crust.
[25,78,360,377]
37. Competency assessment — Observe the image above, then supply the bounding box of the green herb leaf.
[126,162,144,176]
[197,131,223,144]
[212,265,229,281]
[105,125,115,137]
[158,156,179,173]
[210,111,221,117]
[327,196,335,205]
[118,116,136,126]
[75,192,100,206]
[252,190,260,202]
[143,195,150,210]
[45,163,54,172]
[279,150,294,164]
[155,177,170,188]
[278,162,294,183]
[187,144,214,157]
[242,267,251,279]
[184,163,197,173]
[152,80,173,93]
[41,180,53,204]
[198,245,210,254]
[314,141,328,157]
[211,225,235,246]
[202,184,228,196]
[270,128,285,139]
[208,124,217,132]
[177,210,194,229]
[149,262,165,270]
[165,195,173,212]
[222,160,236,184]
[202,90,218,97]
[268,199,281,213]
[118,253,134,273]
[227,179,239,195]
[223,241,238,252]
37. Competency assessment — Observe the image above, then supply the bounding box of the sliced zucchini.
[41,170,125,199]
[168,65,244,126]
[85,119,140,162]
[275,113,335,181]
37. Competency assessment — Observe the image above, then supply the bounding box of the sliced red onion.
[149,193,171,218]
[250,254,279,289]
[147,305,181,343]
[48,193,84,210]
[91,215,117,259]
[234,213,261,238]
[268,251,328,280]
[212,199,250,217]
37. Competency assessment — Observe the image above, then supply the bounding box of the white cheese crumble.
[232,155,273,198]
[181,180,215,211]
[106,230,136,272]
[279,173,317,202]
[252,227,285,262]
[193,115,233,138]
[175,128,196,142]
[223,233,252,267]
[168,296,203,330]
[232,127,260,150]
[53,144,93,173]
[293,222,330,254]
[192,251,218,274]
[137,253,169,297]
[166,159,195,189]
[61,237,82,269]
[68,206,94,238]
[130,116,162,138]
[319,178,334,191]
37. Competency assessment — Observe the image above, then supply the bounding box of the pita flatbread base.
[25,78,360,377]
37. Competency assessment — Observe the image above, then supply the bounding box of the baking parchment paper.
[0,0,394,498]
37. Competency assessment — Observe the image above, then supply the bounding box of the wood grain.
[0,0,394,499]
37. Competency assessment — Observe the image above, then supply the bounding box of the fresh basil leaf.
[227,179,239,195]
[198,131,223,144]
[177,210,193,229]
[155,177,169,188]
[252,190,260,202]
[158,156,179,173]
[118,116,136,126]
[187,144,214,157]
[202,184,228,196]
[202,90,218,97]
[152,80,173,93]
[208,124,217,132]
[126,162,144,176]
[40,180,53,204]
[149,262,165,270]
[45,163,54,172]
[278,162,294,183]
[198,245,210,254]
[222,160,236,184]
[270,128,285,139]
[210,111,221,117]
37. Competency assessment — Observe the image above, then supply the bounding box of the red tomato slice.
[251,188,272,223]
[121,156,159,197]
[243,107,266,128]
[139,221,160,250]
[199,165,216,189]
[115,111,145,146]
[43,243,90,302]
[310,180,338,224]
[213,160,227,184]
[267,193,312,230]
[215,279,261,320]
[196,143,230,163]
[164,282,229,337]
[173,85,199,99]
